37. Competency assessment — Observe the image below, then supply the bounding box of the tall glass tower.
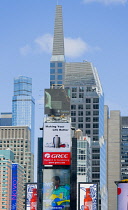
[12,76,35,153]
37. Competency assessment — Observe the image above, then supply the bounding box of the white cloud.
[20,44,32,55]
[64,37,89,58]
[82,0,127,5]
[20,33,99,58]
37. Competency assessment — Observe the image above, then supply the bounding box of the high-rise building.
[0,112,12,126]
[12,76,35,154]
[50,7,104,206]
[104,106,121,210]
[0,126,34,183]
[120,116,128,180]
[49,5,105,209]
[0,149,24,210]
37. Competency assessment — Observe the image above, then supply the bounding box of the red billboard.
[43,122,71,165]
[43,152,70,165]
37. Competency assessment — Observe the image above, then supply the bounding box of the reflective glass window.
[50,63,55,67]
[58,62,62,67]
[57,75,62,80]
[50,75,55,80]
[58,69,62,73]
[50,69,55,74]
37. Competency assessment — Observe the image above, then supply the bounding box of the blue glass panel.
[50,75,55,80]
[57,81,62,84]
[50,69,55,74]
[58,62,62,67]
[50,62,55,67]
[58,69,62,73]
[57,75,62,80]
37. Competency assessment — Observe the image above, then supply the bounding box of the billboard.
[43,122,71,165]
[44,89,70,116]
[25,183,37,210]
[11,164,17,210]
[78,182,98,210]
[116,182,128,210]
[43,169,70,210]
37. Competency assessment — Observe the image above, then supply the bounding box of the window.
[93,136,98,141]
[50,75,55,80]
[50,62,55,67]
[93,124,99,128]
[86,111,91,116]
[79,93,84,98]
[57,81,62,84]
[93,111,99,116]
[78,117,83,122]
[78,105,83,109]
[93,130,99,135]
[79,87,84,92]
[58,62,62,67]
[71,117,76,122]
[57,75,62,80]
[50,69,55,74]
[86,130,90,135]
[86,104,91,109]
[58,69,62,73]
[86,124,90,128]
[86,98,91,103]
[93,117,99,122]
[71,111,76,116]
[78,124,83,129]
[86,87,91,92]
[72,93,77,98]
[72,87,77,92]
[92,148,100,153]
[93,98,99,103]
[71,105,76,110]
[93,104,99,109]
[78,111,83,116]
[86,117,91,122]
[92,174,100,178]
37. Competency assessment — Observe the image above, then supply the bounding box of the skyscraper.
[50,5,104,209]
[12,76,35,153]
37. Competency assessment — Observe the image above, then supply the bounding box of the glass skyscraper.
[12,76,35,153]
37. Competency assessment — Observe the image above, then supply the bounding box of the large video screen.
[44,89,70,116]
[43,169,70,210]
[25,183,37,210]
[78,182,98,210]
[117,182,128,210]
[43,122,71,165]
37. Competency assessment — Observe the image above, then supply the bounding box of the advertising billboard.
[44,89,70,116]
[25,183,37,210]
[116,182,128,210]
[43,169,70,210]
[43,122,71,165]
[78,182,98,210]
[11,164,17,210]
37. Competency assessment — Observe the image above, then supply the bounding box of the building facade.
[0,112,12,126]
[12,76,35,154]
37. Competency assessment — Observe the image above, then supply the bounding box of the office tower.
[50,5,104,191]
[12,76,35,154]
[75,129,92,183]
[0,126,34,183]
[0,112,12,126]
[0,149,24,210]
[0,149,13,209]
[50,5,65,88]
[120,116,128,180]
[104,106,121,210]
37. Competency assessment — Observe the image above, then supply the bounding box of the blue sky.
[0,0,128,179]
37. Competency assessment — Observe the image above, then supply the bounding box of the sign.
[78,182,98,210]
[117,182,128,210]
[26,183,37,210]
[43,169,70,210]
[45,89,70,116]
[43,123,71,165]
[11,164,17,210]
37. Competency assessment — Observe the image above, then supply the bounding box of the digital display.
[78,182,98,210]
[43,169,70,210]
[44,89,70,116]
[117,183,128,210]
[11,164,17,210]
[43,122,71,165]
[26,183,37,210]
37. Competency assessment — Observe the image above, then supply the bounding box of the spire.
[51,5,65,61]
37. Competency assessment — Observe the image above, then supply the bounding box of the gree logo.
[44,153,50,158]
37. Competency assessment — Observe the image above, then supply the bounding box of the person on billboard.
[50,176,70,210]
